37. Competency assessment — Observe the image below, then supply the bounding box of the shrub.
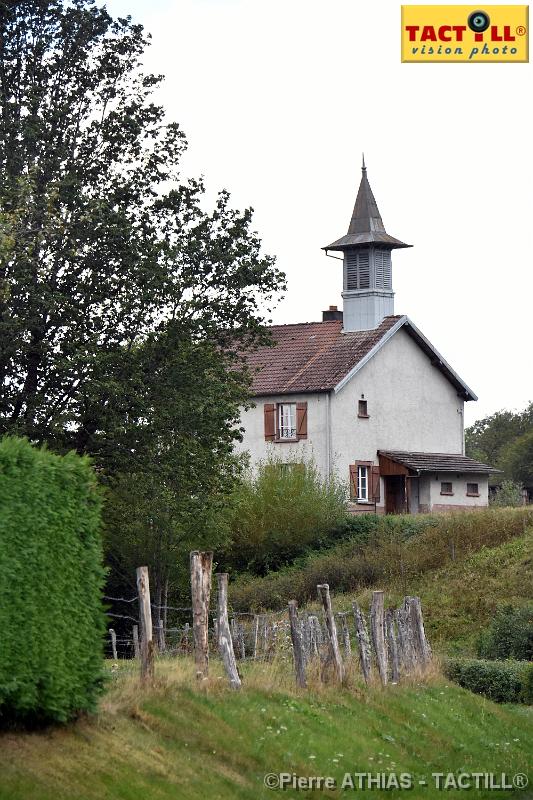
[490,480,523,508]
[222,455,349,573]
[0,437,106,723]
[477,605,533,661]
[229,507,533,610]
[444,658,533,704]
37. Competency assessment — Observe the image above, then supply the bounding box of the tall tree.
[0,0,283,460]
[465,403,533,476]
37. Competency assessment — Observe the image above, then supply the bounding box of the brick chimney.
[322,305,343,322]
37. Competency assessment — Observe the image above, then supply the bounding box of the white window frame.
[357,465,369,501]
[278,403,297,440]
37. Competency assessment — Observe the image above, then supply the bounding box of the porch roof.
[378,450,496,474]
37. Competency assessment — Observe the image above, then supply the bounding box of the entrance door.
[385,475,407,514]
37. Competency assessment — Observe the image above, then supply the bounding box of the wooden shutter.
[371,466,381,502]
[349,464,357,501]
[264,403,275,441]
[296,402,308,439]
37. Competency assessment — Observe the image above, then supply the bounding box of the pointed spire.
[323,159,411,251]
[348,161,386,237]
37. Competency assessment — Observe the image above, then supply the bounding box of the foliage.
[221,455,349,574]
[1,659,532,800]
[490,479,524,507]
[444,658,533,704]
[0,436,105,723]
[0,0,283,459]
[477,605,533,661]
[0,1,285,616]
[465,403,533,482]
[501,430,533,489]
[229,507,533,610]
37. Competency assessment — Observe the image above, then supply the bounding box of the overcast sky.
[106,0,532,426]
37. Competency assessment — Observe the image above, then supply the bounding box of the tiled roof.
[378,450,496,474]
[246,316,401,395]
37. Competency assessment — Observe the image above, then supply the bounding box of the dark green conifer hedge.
[0,437,105,723]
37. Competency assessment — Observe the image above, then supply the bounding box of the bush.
[0,437,106,723]
[477,605,533,661]
[445,658,533,704]
[222,455,349,573]
[490,480,523,508]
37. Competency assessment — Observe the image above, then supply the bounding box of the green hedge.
[477,604,533,661]
[0,437,106,723]
[445,658,533,704]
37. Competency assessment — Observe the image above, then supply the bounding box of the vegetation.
[221,456,349,574]
[229,507,533,611]
[466,402,533,485]
[0,436,105,723]
[0,0,285,609]
[0,658,532,800]
[490,480,524,507]
[444,658,533,705]
[477,605,533,661]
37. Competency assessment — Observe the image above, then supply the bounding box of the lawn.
[0,658,531,800]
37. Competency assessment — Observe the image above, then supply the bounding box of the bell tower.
[323,158,411,332]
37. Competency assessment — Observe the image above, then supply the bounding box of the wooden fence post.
[337,612,352,657]
[132,624,140,659]
[183,622,190,654]
[109,628,118,660]
[252,615,260,660]
[408,596,432,667]
[216,573,241,689]
[370,590,388,685]
[157,619,166,653]
[385,609,400,683]
[190,550,213,679]
[288,601,307,688]
[317,584,344,683]
[395,603,415,673]
[136,566,154,682]
[352,602,372,683]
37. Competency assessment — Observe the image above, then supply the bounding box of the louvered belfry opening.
[345,250,370,290]
[323,159,411,332]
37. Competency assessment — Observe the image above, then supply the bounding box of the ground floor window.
[440,481,453,495]
[467,482,480,496]
[357,465,369,501]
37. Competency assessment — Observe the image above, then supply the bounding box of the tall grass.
[229,507,533,611]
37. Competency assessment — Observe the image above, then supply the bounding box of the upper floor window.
[358,399,369,418]
[440,481,453,495]
[278,403,296,440]
[264,402,308,442]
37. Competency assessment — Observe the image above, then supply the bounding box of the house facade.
[235,162,493,513]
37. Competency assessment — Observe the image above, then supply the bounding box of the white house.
[235,162,493,514]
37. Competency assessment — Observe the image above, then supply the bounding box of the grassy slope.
[0,660,532,800]
[330,529,533,654]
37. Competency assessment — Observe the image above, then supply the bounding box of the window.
[440,481,453,495]
[467,482,480,497]
[278,403,296,439]
[358,399,369,418]
[345,251,370,290]
[358,465,369,501]
[350,462,379,503]
[264,401,308,442]
[374,250,392,289]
